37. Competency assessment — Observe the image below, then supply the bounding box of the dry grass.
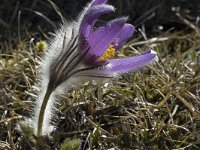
[1,29,200,149]
[0,0,200,150]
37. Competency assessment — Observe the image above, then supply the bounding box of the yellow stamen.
[97,45,116,61]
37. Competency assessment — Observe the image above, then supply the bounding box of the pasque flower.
[77,0,156,78]
[22,0,157,136]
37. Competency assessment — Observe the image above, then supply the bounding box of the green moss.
[60,139,80,150]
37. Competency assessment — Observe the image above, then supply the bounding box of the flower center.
[97,44,116,61]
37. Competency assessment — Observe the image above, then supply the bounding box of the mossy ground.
[0,0,200,149]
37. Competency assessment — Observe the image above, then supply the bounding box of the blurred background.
[0,0,200,45]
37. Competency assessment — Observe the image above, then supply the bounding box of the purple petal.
[81,4,114,37]
[86,17,128,60]
[114,24,135,50]
[99,50,157,74]
[92,0,108,6]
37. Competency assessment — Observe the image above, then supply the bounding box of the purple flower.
[76,0,157,78]
[26,0,157,136]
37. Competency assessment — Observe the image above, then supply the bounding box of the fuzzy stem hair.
[37,84,53,136]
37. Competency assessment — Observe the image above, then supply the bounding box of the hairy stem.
[37,85,53,136]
